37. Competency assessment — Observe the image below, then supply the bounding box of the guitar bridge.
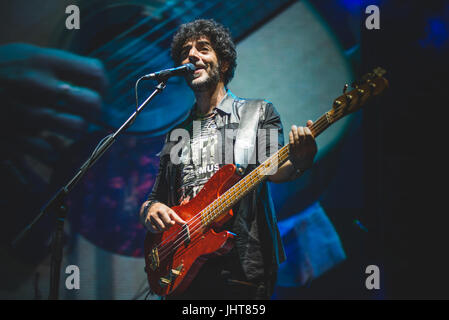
[149,247,159,271]
[159,264,184,288]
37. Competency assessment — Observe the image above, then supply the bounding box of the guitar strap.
[233,99,264,173]
[156,96,264,181]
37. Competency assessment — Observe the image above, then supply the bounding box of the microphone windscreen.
[184,63,196,71]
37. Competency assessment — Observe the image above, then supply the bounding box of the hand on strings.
[141,202,186,234]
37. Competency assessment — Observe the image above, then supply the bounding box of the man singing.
[139,19,317,299]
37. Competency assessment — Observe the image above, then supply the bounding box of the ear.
[220,61,229,73]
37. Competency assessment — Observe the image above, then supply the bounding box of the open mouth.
[194,63,206,71]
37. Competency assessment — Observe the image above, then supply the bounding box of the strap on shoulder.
[234,99,264,172]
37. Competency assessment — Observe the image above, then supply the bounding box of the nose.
[187,47,200,64]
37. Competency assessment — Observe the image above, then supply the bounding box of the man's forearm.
[268,160,304,183]
[139,200,161,225]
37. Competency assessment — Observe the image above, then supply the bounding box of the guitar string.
[156,128,317,260]
[155,85,380,262]
[89,16,154,59]
[67,0,224,123]
[154,111,336,260]
[130,1,270,250]
[77,0,380,264]
[109,0,245,94]
[149,103,324,251]
[113,0,269,75]
[152,66,380,260]
[154,113,347,265]
[88,0,209,59]
[105,0,246,110]
[154,108,338,258]
[153,116,300,254]
[99,2,191,63]
[153,82,385,287]
[155,140,290,259]
[158,134,324,263]
[150,85,384,277]
[157,149,288,262]
[150,120,288,252]
[107,1,223,75]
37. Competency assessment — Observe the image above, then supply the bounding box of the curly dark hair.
[171,19,237,85]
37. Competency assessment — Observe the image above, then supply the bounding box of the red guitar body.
[143,164,241,297]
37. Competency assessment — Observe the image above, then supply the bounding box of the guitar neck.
[199,109,336,227]
[199,68,388,227]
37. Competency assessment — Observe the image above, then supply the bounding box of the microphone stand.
[11,80,167,300]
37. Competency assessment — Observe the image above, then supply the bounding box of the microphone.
[142,63,196,81]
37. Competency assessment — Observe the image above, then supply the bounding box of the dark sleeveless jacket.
[147,90,286,283]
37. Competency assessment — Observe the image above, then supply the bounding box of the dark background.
[361,1,449,299]
[276,0,449,299]
[316,0,449,299]
[0,0,447,299]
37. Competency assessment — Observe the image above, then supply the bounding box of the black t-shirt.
[177,111,221,205]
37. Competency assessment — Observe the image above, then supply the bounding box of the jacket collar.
[215,89,237,115]
[191,88,237,116]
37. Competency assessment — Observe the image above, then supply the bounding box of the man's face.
[180,36,226,91]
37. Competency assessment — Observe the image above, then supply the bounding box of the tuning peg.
[342,84,353,105]
[333,100,342,108]
[373,67,386,77]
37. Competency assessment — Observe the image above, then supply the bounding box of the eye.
[180,47,190,58]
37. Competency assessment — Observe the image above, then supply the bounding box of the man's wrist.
[141,200,159,224]
[287,160,303,180]
[145,200,160,213]
[291,166,303,179]
[290,159,306,172]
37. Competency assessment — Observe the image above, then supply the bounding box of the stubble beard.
[187,62,222,92]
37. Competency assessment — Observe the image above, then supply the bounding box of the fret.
[200,70,388,227]
[199,136,290,226]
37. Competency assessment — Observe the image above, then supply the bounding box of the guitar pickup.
[182,224,191,247]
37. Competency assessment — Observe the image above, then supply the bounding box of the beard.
[186,61,222,92]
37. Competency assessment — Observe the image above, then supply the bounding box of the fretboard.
[197,68,388,226]
[198,108,339,227]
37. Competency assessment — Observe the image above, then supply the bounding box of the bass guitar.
[144,67,389,297]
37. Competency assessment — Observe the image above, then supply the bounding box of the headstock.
[327,67,389,122]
